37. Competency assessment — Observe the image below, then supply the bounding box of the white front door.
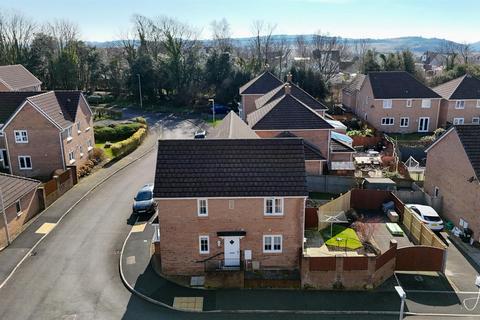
[223,236,240,267]
[418,117,430,132]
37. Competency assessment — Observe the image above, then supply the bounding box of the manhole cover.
[414,275,424,282]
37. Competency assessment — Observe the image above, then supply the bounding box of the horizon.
[2,0,480,43]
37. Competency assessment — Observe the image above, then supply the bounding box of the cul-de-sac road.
[0,114,478,320]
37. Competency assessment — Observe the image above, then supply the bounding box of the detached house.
[424,125,480,241]
[351,71,442,133]
[433,74,480,126]
[0,65,42,92]
[154,139,307,276]
[0,91,94,180]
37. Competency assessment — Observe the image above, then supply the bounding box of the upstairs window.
[406,99,412,108]
[455,100,465,109]
[15,201,22,216]
[197,199,208,216]
[382,99,392,109]
[421,99,431,108]
[68,150,75,163]
[14,130,28,143]
[66,127,73,141]
[265,198,283,215]
[76,122,81,133]
[477,100,480,108]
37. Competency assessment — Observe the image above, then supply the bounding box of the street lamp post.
[137,74,143,109]
[208,98,215,123]
[395,286,406,320]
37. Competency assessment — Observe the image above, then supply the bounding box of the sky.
[3,0,480,43]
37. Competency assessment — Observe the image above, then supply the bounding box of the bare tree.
[210,18,232,52]
[45,19,79,51]
[459,42,471,64]
[271,35,292,79]
[438,40,459,70]
[0,10,36,64]
[311,31,345,82]
[250,20,277,72]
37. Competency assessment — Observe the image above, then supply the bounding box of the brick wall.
[242,94,263,121]
[157,197,305,275]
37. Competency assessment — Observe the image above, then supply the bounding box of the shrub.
[94,123,142,142]
[110,128,147,158]
[89,147,106,164]
[134,116,147,125]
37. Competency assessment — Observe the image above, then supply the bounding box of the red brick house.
[0,91,95,180]
[154,139,308,276]
[433,74,480,127]
[0,173,42,249]
[424,125,480,241]
[347,71,442,133]
[0,65,42,92]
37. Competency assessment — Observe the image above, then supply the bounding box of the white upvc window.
[400,117,409,127]
[199,235,209,254]
[472,117,480,125]
[68,150,75,163]
[381,117,394,126]
[421,99,431,108]
[197,199,208,216]
[382,99,392,109]
[15,200,22,216]
[453,118,464,125]
[455,100,465,109]
[76,122,81,134]
[477,100,480,108]
[263,235,282,253]
[264,197,283,215]
[87,139,93,151]
[66,127,73,141]
[406,99,413,108]
[14,130,28,143]
[79,145,84,158]
[434,186,440,198]
[18,156,32,170]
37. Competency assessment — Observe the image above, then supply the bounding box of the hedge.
[111,128,147,158]
[94,123,145,142]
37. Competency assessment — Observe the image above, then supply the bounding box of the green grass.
[387,133,430,142]
[206,119,222,127]
[309,192,339,200]
[95,143,114,159]
[322,225,363,250]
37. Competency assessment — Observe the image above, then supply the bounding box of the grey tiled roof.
[248,94,333,130]
[368,71,440,99]
[207,111,259,139]
[255,82,328,111]
[275,131,325,160]
[343,74,366,94]
[28,91,82,129]
[0,65,41,91]
[154,139,308,198]
[0,173,40,209]
[433,74,480,99]
[0,92,41,124]
[330,137,355,152]
[455,125,480,178]
[239,71,283,95]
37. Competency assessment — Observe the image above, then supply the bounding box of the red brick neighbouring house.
[0,91,95,180]
[153,138,308,276]
[424,125,480,241]
[0,173,42,249]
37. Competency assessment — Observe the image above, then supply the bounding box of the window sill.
[77,130,82,134]
[197,215,209,219]
[85,127,91,132]
[19,168,32,170]
[263,251,282,254]
[264,215,284,218]
[69,159,76,164]
[16,211,23,217]
[67,137,73,142]
[87,146,93,151]
[15,141,28,144]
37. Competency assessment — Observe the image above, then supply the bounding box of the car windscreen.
[136,191,153,201]
[423,215,442,222]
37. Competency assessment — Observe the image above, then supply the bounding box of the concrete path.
[121,220,480,316]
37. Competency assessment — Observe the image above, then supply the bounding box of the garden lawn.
[322,225,363,250]
[95,142,114,159]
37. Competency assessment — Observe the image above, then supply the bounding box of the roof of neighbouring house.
[367,71,440,99]
[207,111,259,139]
[275,131,326,160]
[0,90,86,130]
[330,137,355,152]
[153,139,308,198]
[0,65,42,91]
[432,74,480,99]
[454,125,480,178]
[0,173,40,209]
[247,93,334,131]
[255,82,328,111]
[343,74,366,94]
[0,92,42,124]
[239,71,283,95]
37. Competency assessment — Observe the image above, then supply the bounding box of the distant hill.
[87,36,480,54]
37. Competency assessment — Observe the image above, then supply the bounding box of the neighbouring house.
[0,65,42,92]
[352,71,442,133]
[341,74,365,110]
[424,125,480,241]
[238,71,283,121]
[420,51,446,76]
[247,84,355,175]
[433,74,480,127]
[154,138,308,277]
[207,111,259,139]
[0,91,95,180]
[0,173,42,249]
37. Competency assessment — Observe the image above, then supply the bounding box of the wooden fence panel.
[309,257,336,271]
[305,208,318,229]
[375,246,396,270]
[318,191,351,230]
[343,257,368,271]
[396,246,445,272]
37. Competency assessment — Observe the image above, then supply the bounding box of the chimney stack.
[285,83,291,95]
[286,72,292,82]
